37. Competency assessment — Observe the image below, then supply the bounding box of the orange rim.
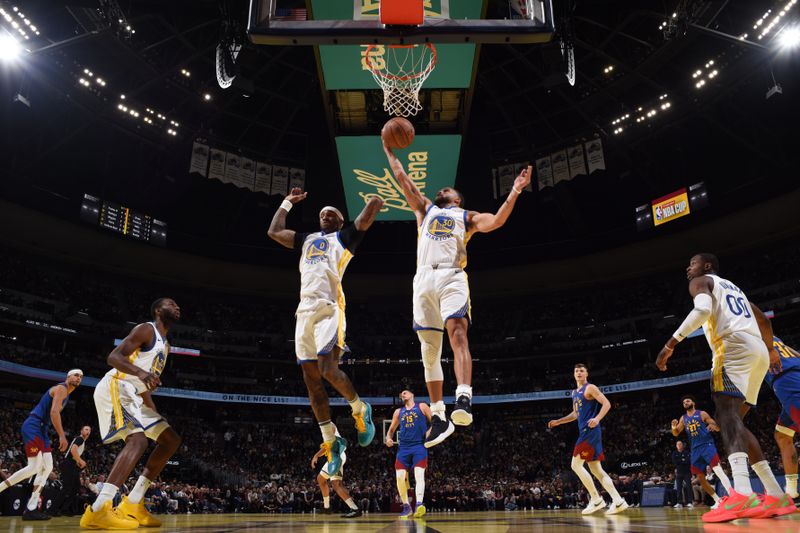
[364,43,437,82]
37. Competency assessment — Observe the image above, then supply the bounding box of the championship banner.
[335,135,461,221]
[551,150,569,184]
[223,153,240,185]
[498,164,515,195]
[255,162,272,194]
[567,144,587,178]
[652,188,691,226]
[208,149,226,182]
[189,141,209,177]
[0,359,710,406]
[289,168,306,191]
[270,166,289,196]
[585,138,606,174]
[536,156,553,190]
[312,0,482,90]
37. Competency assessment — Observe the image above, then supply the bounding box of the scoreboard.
[80,194,167,246]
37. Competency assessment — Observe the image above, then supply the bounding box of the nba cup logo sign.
[426,215,455,240]
[305,238,329,264]
[652,188,691,226]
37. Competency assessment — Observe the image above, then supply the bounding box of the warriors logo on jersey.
[305,238,329,264]
[426,215,456,241]
[151,349,167,377]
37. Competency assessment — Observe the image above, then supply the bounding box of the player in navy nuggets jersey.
[386,390,431,518]
[670,396,732,508]
[548,364,628,515]
[0,369,82,520]
[752,304,800,500]
[384,142,531,447]
[269,188,383,473]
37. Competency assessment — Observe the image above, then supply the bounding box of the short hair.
[399,389,414,399]
[150,298,170,318]
[681,395,696,404]
[574,363,588,370]
[453,188,465,207]
[696,253,719,273]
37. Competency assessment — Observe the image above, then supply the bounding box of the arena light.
[203,93,212,101]
[0,33,20,61]
[778,26,800,49]
[181,68,191,77]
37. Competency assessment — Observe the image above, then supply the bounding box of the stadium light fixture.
[0,33,20,61]
[778,26,800,49]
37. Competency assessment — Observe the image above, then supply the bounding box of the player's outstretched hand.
[670,419,679,429]
[385,436,394,448]
[656,345,673,371]
[286,187,307,204]
[514,165,532,191]
[547,420,558,429]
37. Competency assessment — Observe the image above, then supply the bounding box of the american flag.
[274,8,308,21]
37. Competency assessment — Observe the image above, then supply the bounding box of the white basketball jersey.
[298,231,353,310]
[417,205,470,269]
[107,322,169,394]
[701,274,761,351]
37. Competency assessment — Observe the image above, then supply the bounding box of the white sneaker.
[582,497,606,515]
[686,503,694,509]
[673,503,683,508]
[605,500,629,515]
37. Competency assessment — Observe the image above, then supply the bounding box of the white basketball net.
[365,44,437,117]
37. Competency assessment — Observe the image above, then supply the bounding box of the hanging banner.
[551,150,569,184]
[567,144,587,178]
[255,162,272,194]
[289,168,306,191]
[239,158,256,190]
[208,149,226,182]
[536,156,553,190]
[585,138,606,174]
[271,166,289,196]
[189,142,209,177]
[498,164,515,196]
[335,135,461,221]
[224,153,242,185]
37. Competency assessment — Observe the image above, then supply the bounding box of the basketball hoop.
[365,43,437,117]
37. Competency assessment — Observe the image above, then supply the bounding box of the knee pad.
[417,330,443,382]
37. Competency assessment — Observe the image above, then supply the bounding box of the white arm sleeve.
[673,293,713,341]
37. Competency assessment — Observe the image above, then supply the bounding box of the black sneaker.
[22,509,51,521]
[341,508,362,518]
[451,395,473,426]
[424,415,455,448]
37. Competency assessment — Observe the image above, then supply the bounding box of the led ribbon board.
[311,0,483,89]
[335,135,461,221]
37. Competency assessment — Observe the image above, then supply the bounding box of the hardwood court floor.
[1,508,799,532]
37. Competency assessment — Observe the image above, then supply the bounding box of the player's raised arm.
[385,408,401,447]
[382,143,431,220]
[354,196,385,231]
[656,276,714,371]
[467,166,531,234]
[671,417,685,437]
[108,323,160,391]
[267,187,308,249]
[584,384,611,427]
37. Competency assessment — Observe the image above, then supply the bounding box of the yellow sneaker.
[118,496,162,527]
[413,503,427,518]
[80,500,139,529]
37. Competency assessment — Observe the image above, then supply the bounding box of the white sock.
[319,421,335,442]
[430,401,446,421]
[92,482,119,512]
[455,384,473,400]
[27,490,41,511]
[588,461,623,504]
[728,452,752,495]
[396,470,409,504]
[0,462,39,494]
[572,460,600,501]
[345,497,358,510]
[414,467,425,505]
[128,475,152,505]
[712,465,732,493]
[751,460,784,497]
[785,473,798,497]
[348,396,365,416]
[323,496,330,509]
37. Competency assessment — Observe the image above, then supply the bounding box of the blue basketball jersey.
[398,403,427,447]
[765,336,800,387]
[29,383,68,425]
[572,383,600,431]
[682,410,714,448]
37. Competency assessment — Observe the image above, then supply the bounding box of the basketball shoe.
[320,436,347,476]
[451,395,473,426]
[581,497,606,515]
[80,500,139,530]
[118,495,161,526]
[701,490,761,522]
[353,401,376,447]
[399,503,413,518]
[424,415,455,448]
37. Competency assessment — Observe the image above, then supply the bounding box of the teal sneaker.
[353,401,376,447]
[321,436,347,476]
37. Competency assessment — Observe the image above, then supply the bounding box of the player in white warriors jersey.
[383,143,531,447]
[81,298,182,529]
[656,254,793,522]
[269,188,383,474]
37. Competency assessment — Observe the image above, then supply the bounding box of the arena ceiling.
[1,0,799,270]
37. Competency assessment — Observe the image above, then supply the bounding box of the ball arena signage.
[651,188,691,226]
[335,135,461,221]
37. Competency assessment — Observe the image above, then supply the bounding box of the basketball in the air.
[381,117,415,149]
